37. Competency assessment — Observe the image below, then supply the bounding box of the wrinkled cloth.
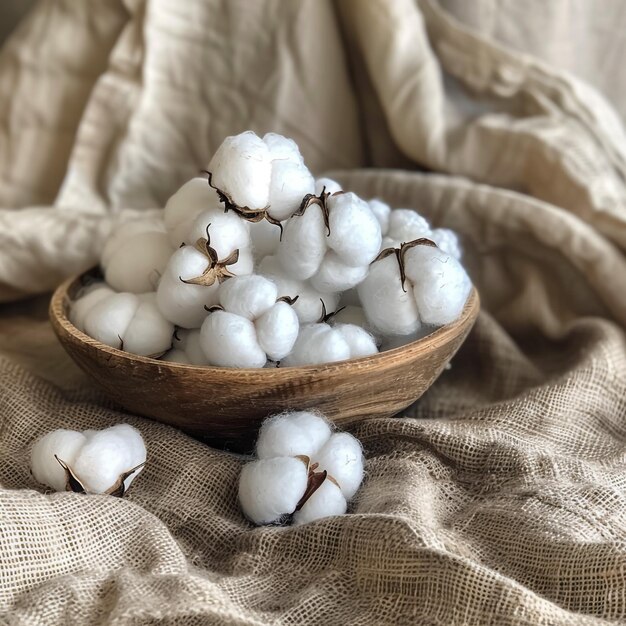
[2,0,626,624]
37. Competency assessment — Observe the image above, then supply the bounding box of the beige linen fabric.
[2,0,626,624]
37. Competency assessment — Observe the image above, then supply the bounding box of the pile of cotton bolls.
[238,411,364,525]
[30,424,146,496]
[71,130,472,367]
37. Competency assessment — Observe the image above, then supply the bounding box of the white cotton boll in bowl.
[183,209,250,256]
[238,457,309,525]
[30,430,88,492]
[333,324,378,358]
[292,478,347,525]
[73,424,146,494]
[164,177,221,247]
[254,301,299,361]
[277,204,327,280]
[83,293,141,350]
[266,155,314,222]
[219,275,278,321]
[102,231,174,294]
[70,284,115,332]
[403,245,472,326]
[258,256,338,324]
[315,177,342,195]
[430,228,462,260]
[200,311,266,368]
[256,411,332,459]
[315,432,364,500]
[282,324,351,367]
[367,199,391,236]
[387,209,432,244]
[326,192,381,268]
[122,297,174,357]
[357,254,421,336]
[310,252,369,294]
[208,131,272,210]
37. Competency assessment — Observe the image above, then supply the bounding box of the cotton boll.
[292,478,347,525]
[282,324,351,367]
[70,284,115,331]
[173,328,209,365]
[183,209,250,257]
[255,302,299,361]
[83,293,141,349]
[387,209,432,243]
[256,411,332,459]
[327,193,381,267]
[315,177,342,195]
[73,424,146,494]
[263,132,303,163]
[104,231,174,294]
[200,311,266,368]
[164,177,221,247]
[219,275,278,320]
[332,305,368,329]
[357,254,421,336]
[430,228,462,260]
[250,219,282,260]
[156,273,216,329]
[403,245,472,325]
[161,349,192,364]
[30,430,88,492]
[277,204,327,279]
[258,256,338,324]
[122,299,174,357]
[100,217,167,269]
[310,252,368,293]
[315,432,364,500]
[267,160,315,221]
[238,457,309,525]
[368,199,391,236]
[334,324,378,358]
[208,131,272,210]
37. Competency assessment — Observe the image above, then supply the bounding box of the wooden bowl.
[50,270,479,451]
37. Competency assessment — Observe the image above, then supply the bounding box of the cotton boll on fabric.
[208,132,272,210]
[255,301,299,361]
[357,254,421,336]
[238,457,309,525]
[30,430,88,492]
[164,177,221,247]
[403,245,472,325]
[326,192,381,268]
[219,275,278,321]
[315,432,364,500]
[256,411,332,459]
[73,424,146,494]
[200,311,266,368]
[292,477,347,525]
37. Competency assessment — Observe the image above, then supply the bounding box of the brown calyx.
[293,186,341,237]
[179,224,240,287]
[294,455,341,511]
[316,299,346,324]
[373,237,438,292]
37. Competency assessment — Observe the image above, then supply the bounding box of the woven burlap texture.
[2,0,626,624]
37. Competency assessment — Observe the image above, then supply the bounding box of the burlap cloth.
[2,1,626,624]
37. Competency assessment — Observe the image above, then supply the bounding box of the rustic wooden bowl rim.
[50,272,480,377]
